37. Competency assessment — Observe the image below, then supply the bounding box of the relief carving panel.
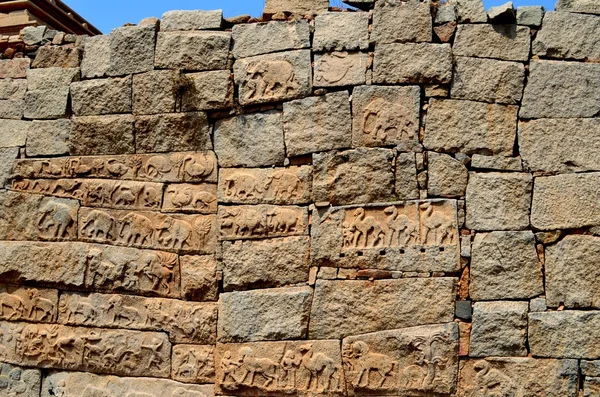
[172,344,215,384]
[163,184,217,214]
[218,205,309,241]
[0,286,58,323]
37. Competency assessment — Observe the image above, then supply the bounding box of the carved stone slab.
[215,340,345,396]
[309,278,457,339]
[0,191,79,242]
[58,292,216,344]
[311,200,460,272]
[218,166,312,205]
[218,205,309,241]
[172,344,215,384]
[41,371,215,397]
[163,183,217,214]
[79,207,217,254]
[458,358,578,397]
[0,322,171,377]
[13,151,218,183]
[13,178,164,210]
[0,362,41,397]
[342,323,459,396]
[314,52,368,87]
[0,286,58,323]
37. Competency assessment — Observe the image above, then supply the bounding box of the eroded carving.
[219,205,308,240]
[362,98,415,144]
[0,363,40,397]
[0,287,57,323]
[173,345,215,384]
[164,184,217,214]
[244,60,300,102]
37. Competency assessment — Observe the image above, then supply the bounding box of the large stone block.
[314,12,369,51]
[134,112,211,154]
[180,255,219,301]
[214,111,285,168]
[313,148,396,206]
[23,87,70,119]
[26,119,71,157]
[471,231,543,300]
[32,45,82,68]
[0,363,41,397]
[396,152,419,199]
[70,76,132,116]
[314,51,368,87]
[155,31,230,71]
[0,120,29,148]
[309,278,456,339]
[26,67,80,91]
[218,205,309,241]
[531,173,600,230]
[466,172,532,231]
[520,60,600,119]
[232,21,310,58]
[264,0,329,14]
[453,24,531,62]
[556,0,600,14]
[424,99,518,156]
[0,98,24,119]
[470,301,528,357]
[132,70,177,115]
[371,0,432,44]
[283,91,352,157]
[373,43,452,84]
[0,58,30,78]
[181,70,233,111]
[428,152,468,198]
[311,200,461,272]
[351,85,421,150]
[533,12,600,61]
[160,9,223,31]
[0,147,18,187]
[0,78,26,100]
[451,56,525,104]
[71,115,135,155]
[218,286,313,342]
[222,236,310,291]
[0,285,58,323]
[449,0,487,22]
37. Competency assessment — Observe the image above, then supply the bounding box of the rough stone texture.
[314,12,369,51]
[449,0,487,22]
[471,154,523,171]
[488,1,516,22]
[134,112,211,154]
[24,68,79,120]
[263,0,329,14]
[0,98,24,119]
[218,286,313,342]
[283,91,352,157]
[533,12,600,61]
[70,76,132,116]
[214,111,285,168]
[222,236,310,291]
[71,115,135,155]
[0,362,41,397]
[26,119,71,157]
[466,172,532,231]
[0,79,26,101]
[428,152,468,198]
[470,301,528,357]
[453,24,531,62]
[0,58,30,79]
[32,46,82,68]
[519,118,600,173]
[161,9,223,31]
[181,70,233,111]
[520,60,600,119]
[529,311,600,359]
[396,153,420,199]
[232,21,310,58]
[21,26,46,45]
[309,278,456,339]
[0,120,29,147]
[556,0,600,14]
[180,255,219,301]
[371,0,432,44]
[424,99,518,156]
[451,57,525,104]
[313,148,395,205]
[314,51,368,87]
[471,231,543,300]
[132,70,177,115]
[531,173,600,230]
[374,43,453,84]
[0,147,18,186]
[517,5,544,26]
[155,31,231,71]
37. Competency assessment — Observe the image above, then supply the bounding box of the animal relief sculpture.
[36,200,76,240]
[343,341,398,390]
[219,205,308,240]
[244,59,300,103]
[362,98,415,144]
[173,345,215,383]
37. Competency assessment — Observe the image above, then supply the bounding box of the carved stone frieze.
[218,205,309,241]
[0,362,41,397]
[0,286,58,323]
[163,183,217,214]
[172,344,215,384]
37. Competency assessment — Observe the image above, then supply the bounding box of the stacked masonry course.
[0,0,599,395]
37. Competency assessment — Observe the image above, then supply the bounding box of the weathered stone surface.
[163,183,217,213]
[453,24,531,62]
[0,285,58,323]
[214,111,285,168]
[32,45,82,68]
[531,173,600,230]
[0,147,18,186]
[521,60,600,119]
[180,255,218,301]
[373,43,452,84]
[181,70,233,111]
[372,0,432,44]
[310,278,456,339]
[487,2,515,23]
[556,0,600,14]
[351,85,420,150]
[314,51,368,87]
[449,0,487,22]
[458,358,579,397]
[0,98,24,119]
[135,112,211,154]
[71,115,135,155]
[428,152,468,198]
[0,58,30,79]
[264,0,329,14]
[466,172,532,231]
[161,9,223,31]
[283,92,352,157]
[314,12,369,51]
[519,118,600,173]
[41,371,214,397]
[23,86,70,119]
[529,311,600,359]
[470,301,528,357]
[215,340,344,396]
[396,153,419,199]
[172,344,215,384]
[311,200,461,272]
[471,231,543,300]
[533,12,600,61]
[70,76,132,116]
[545,235,600,308]
[424,99,518,156]
[25,119,71,157]
[471,154,523,171]
[222,236,310,291]
[343,323,459,395]
[232,21,310,58]
[313,148,395,206]
[517,5,544,26]
[234,50,311,105]
[218,166,313,205]
[0,362,41,397]
[0,120,29,148]
[0,78,26,100]
[132,70,177,115]
[218,286,313,342]
[218,205,309,241]
[155,31,230,71]
[21,26,46,44]
[58,292,216,344]
[81,25,155,78]
[451,57,525,104]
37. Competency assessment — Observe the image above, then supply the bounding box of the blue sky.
[64,0,555,34]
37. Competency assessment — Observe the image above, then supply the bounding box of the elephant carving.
[119,213,154,246]
[245,60,300,101]
[81,210,115,240]
[37,200,75,239]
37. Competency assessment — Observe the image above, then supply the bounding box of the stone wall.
[0,0,599,396]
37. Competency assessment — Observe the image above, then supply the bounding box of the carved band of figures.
[0,287,57,323]
[164,184,217,214]
[219,205,308,240]
[172,345,215,384]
